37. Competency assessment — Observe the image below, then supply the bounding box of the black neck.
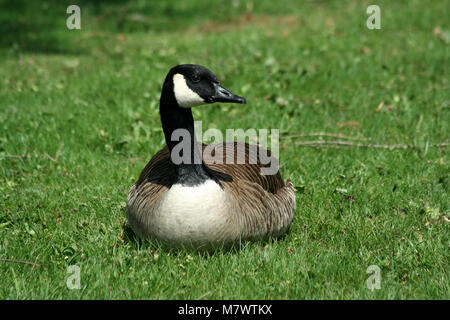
[159,86,210,185]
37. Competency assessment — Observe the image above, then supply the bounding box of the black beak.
[211,84,246,104]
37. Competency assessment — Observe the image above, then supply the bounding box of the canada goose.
[126,64,296,250]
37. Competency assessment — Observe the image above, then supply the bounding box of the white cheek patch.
[173,73,205,108]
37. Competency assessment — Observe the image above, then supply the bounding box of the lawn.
[0,0,448,299]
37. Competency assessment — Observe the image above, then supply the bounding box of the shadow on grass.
[0,0,239,55]
[121,221,291,257]
[0,0,88,55]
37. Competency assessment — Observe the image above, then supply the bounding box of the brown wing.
[135,146,175,189]
[204,142,285,194]
[135,142,285,194]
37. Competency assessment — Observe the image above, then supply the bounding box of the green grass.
[0,0,449,299]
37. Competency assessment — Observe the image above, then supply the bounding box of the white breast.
[151,179,238,244]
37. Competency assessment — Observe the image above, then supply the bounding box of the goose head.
[161,64,246,108]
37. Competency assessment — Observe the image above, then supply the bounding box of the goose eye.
[190,75,201,83]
